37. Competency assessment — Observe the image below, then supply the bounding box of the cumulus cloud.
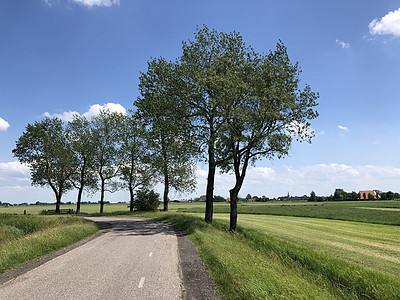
[72,0,120,7]
[335,39,350,49]
[43,102,127,121]
[337,125,349,132]
[43,111,79,122]
[369,8,400,37]
[0,161,30,183]
[0,117,10,132]
[194,164,400,198]
[83,103,126,118]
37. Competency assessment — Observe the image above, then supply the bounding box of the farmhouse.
[359,190,376,200]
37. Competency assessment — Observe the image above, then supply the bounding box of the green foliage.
[134,189,161,211]
[12,118,76,210]
[310,191,316,202]
[135,57,197,210]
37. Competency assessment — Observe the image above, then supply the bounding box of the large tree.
[67,114,97,213]
[119,114,155,212]
[91,109,124,214]
[179,25,246,223]
[135,57,197,211]
[13,117,76,213]
[215,41,319,231]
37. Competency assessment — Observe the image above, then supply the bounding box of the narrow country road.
[0,217,185,300]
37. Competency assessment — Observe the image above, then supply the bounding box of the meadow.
[2,200,400,299]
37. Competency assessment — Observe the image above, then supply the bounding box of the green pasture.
[211,213,400,277]
[176,200,400,225]
[157,213,400,300]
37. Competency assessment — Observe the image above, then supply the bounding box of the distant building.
[199,195,206,202]
[226,197,230,202]
[359,190,376,200]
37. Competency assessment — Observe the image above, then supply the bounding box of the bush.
[134,189,160,211]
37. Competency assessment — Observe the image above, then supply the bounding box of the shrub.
[134,189,160,211]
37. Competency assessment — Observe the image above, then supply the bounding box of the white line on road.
[149,252,153,257]
[138,277,145,288]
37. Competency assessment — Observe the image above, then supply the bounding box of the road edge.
[174,227,222,300]
[0,221,112,285]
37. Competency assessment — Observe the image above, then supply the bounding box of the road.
[0,217,183,300]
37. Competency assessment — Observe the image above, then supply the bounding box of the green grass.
[176,200,400,225]
[155,213,400,300]
[212,214,400,277]
[0,215,99,274]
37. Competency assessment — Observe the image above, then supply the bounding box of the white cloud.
[337,125,349,132]
[335,39,350,49]
[83,103,126,118]
[369,8,400,37]
[43,102,127,121]
[71,0,120,7]
[0,161,30,182]
[43,111,80,122]
[193,163,400,199]
[0,117,10,132]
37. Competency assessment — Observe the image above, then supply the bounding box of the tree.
[119,114,155,212]
[310,191,316,202]
[180,25,248,223]
[135,57,197,212]
[91,110,124,214]
[214,40,319,231]
[67,115,97,213]
[134,189,160,212]
[13,117,76,213]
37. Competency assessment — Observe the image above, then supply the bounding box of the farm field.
[211,213,400,277]
[176,200,400,225]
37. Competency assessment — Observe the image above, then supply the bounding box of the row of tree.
[13,111,196,214]
[309,189,400,201]
[14,25,319,231]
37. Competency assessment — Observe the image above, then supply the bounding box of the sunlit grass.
[157,213,400,299]
[0,215,98,274]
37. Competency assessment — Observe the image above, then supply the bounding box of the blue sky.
[1,0,400,203]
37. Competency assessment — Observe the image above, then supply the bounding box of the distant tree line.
[307,189,400,202]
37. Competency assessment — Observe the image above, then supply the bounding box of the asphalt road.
[0,217,184,300]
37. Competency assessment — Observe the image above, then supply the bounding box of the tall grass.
[0,215,98,274]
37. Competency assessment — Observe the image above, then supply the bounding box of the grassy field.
[0,215,98,274]
[211,213,400,277]
[154,213,400,299]
[176,200,400,225]
[2,200,400,298]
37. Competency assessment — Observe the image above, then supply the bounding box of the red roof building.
[359,190,376,200]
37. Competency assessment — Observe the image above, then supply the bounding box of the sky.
[1,0,400,204]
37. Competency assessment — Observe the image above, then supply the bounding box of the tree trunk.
[55,194,61,213]
[76,159,87,214]
[100,179,105,214]
[229,187,239,231]
[76,186,83,214]
[129,185,134,212]
[205,144,215,224]
[163,177,169,212]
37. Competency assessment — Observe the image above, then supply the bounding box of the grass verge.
[0,215,98,275]
[154,213,400,300]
